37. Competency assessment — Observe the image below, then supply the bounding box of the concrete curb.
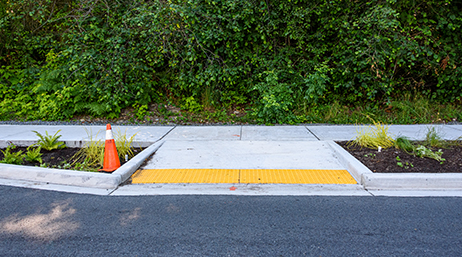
[328,141,462,190]
[326,141,372,183]
[0,163,121,189]
[0,141,165,189]
[362,173,462,190]
[112,140,164,183]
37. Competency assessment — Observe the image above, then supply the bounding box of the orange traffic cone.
[99,124,120,172]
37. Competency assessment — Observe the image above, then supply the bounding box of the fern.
[32,130,67,151]
[25,146,43,164]
[74,102,107,116]
[0,144,25,165]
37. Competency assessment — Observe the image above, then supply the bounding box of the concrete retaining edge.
[0,140,165,189]
[362,173,462,190]
[327,141,462,190]
[112,140,164,183]
[326,141,372,183]
[0,164,121,189]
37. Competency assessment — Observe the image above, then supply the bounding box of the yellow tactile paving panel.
[240,169,356,184]
[131,169,356,185]
[131,169,240,184]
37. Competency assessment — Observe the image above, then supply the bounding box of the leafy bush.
[251,70,296,124]
[1,0,461,123]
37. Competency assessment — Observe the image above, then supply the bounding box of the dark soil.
[337,141,462,173]
[0,146,145,172]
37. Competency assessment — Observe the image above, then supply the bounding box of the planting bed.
[0,146,145,172]
[337,141,462,173]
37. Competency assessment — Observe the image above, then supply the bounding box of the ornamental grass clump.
[394,136,414,153]
[114,129,138,161]
[350,119,395,149]
[423,127,447,148]
[71,128,138,171]
[71,129,105,171]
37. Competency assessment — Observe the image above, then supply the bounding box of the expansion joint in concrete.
[305,127,320,141]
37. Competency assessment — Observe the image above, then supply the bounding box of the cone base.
[98,167,119,173]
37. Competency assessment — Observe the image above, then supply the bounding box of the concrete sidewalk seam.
[305,127,321,141]
[156,125,177,141]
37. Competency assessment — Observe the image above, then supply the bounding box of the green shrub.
[394,134,446,163]
[251,70,297,124]
[424,127,446,148]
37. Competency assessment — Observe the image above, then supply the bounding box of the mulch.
[336,141,462,173]
[0,146,144,171]
[2,143,461,173]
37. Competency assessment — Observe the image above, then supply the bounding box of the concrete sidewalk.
[0,124,461,196]
[1,124,461,146]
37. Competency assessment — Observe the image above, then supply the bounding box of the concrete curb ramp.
[0,124,461,194]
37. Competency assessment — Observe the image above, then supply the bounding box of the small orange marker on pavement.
[230,186,237,191]
[99,124,120,173]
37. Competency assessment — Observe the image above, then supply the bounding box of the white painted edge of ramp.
[327,140,462,190]
[0,141,164,189]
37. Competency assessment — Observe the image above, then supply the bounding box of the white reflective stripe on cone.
[106,129,114,140]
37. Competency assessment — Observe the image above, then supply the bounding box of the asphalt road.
[0,185,461,256]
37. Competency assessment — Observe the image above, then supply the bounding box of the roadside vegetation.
[343,124,462,172]
[0,129,139,172]
[350,123,461,165]
[71,128,138,171]
[1,0,461,125]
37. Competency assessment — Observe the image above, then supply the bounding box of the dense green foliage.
[1,0,461,123]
